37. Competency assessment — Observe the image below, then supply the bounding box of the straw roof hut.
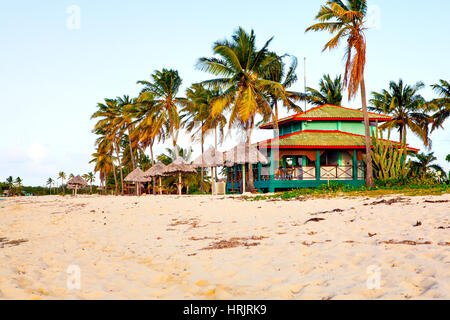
[192,147,224,168]
[124,168,147,182]
[67,175,87,195]
[224,142,269,166]
[164,157,196,195]
[143,162,167,195]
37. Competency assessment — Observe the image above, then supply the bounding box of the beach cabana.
[143,162,167,195]
[164,157,196,195]
[192,147,224,195]
[226,104,419,193]
[124,168,147,195]
[224,142,269,193]
[67,175,87,195]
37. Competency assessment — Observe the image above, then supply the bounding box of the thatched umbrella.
[164,157,196,195]
[192,147,224,195]
[143,162,167,195]
[67,175,87,196]
[124,168,146,196]
[224,142,269,193]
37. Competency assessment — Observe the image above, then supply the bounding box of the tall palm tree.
[428,80,450,132]
[181,84,221,192]
[299,74,343,106]
[90,148,114,194]
[410,152,446,181]
[6,176,14,195]
[369,79,430,146]
[47,178,53,194]
[262,53,303,135]
[116,95,138,170]
[306,0,375,187]
[197,27,284,191]
[137,69,188,158]
[15,177,22,195]
[58,171,66,193]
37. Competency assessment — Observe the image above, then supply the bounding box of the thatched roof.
[143,162,167,178]
[67,175,87,186]
[165,157,197,174]
[192,147,224,168]
[224,142,269,166]
[124,168,148,182]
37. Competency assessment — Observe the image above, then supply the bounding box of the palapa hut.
[224,142,269,193]
[67,175,87,195]
[192,147,224,195]
[164,157,196,195]
[143,162,167,195]
[124,168,147,195]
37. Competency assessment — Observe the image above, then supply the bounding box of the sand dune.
[0,194,449,299]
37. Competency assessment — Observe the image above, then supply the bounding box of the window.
[320,150,339,166]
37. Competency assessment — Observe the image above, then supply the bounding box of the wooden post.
[211,167,215,195]
[257,163,262,181]
[315,150,320,181]
[159,176,162,195]
[178,172,182,195]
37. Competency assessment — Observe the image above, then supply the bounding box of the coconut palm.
[197,27,285,191]
[428,80,450,132]
[15,177,22,195]
[306,0,375,187]
[69,173,75,180]
[6,176,14,195]
[58,171,66,193]
[262,53,303,134]
[181,84,222,192]
[82,172,95,194]
[47,178,53,194]
[90,133,117,194]
[137,69,188,158]
[410,152,446,181]
[369,79,430,146]
[299,74,343,107]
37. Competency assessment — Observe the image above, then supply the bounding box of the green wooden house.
[226,104,419,193]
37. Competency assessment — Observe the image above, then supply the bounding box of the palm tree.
[306,0,375,187]
[58,171,66,193]
[428,80,450,132]
[91,98,130,194]
[410,152,446,181]
[181,84,221,192]
[15,177,22,195]
[83,172,95,194]
[299,74,343,106]
[369,79,430,146]
[197,27,285,191]
[137,69,188,158]
[6,176,14,195]
[262,53,303,135]
[116,95,139,170]
[47,178,53,194]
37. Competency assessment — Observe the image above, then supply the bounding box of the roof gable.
[260,104,392,129]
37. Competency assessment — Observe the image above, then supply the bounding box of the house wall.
[278,120,377,136]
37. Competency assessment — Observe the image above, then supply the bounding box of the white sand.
[0,194,448,300]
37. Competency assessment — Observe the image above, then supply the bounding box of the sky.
[1,0,449,186]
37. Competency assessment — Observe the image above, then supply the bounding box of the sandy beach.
[0,194,449,300]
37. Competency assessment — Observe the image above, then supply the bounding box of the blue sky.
[1,0,449,186]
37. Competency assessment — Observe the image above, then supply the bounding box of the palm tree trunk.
[214,127,218,180]
[200,131,204,193]
[127,129,135,170]
[274,99,280,138]
[112,163,118,195]
[116,143,124,195]
[360,78,375,188]
[149,141,157,196]
[246,121,256,192]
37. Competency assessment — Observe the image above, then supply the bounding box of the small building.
[226,104,419,193]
